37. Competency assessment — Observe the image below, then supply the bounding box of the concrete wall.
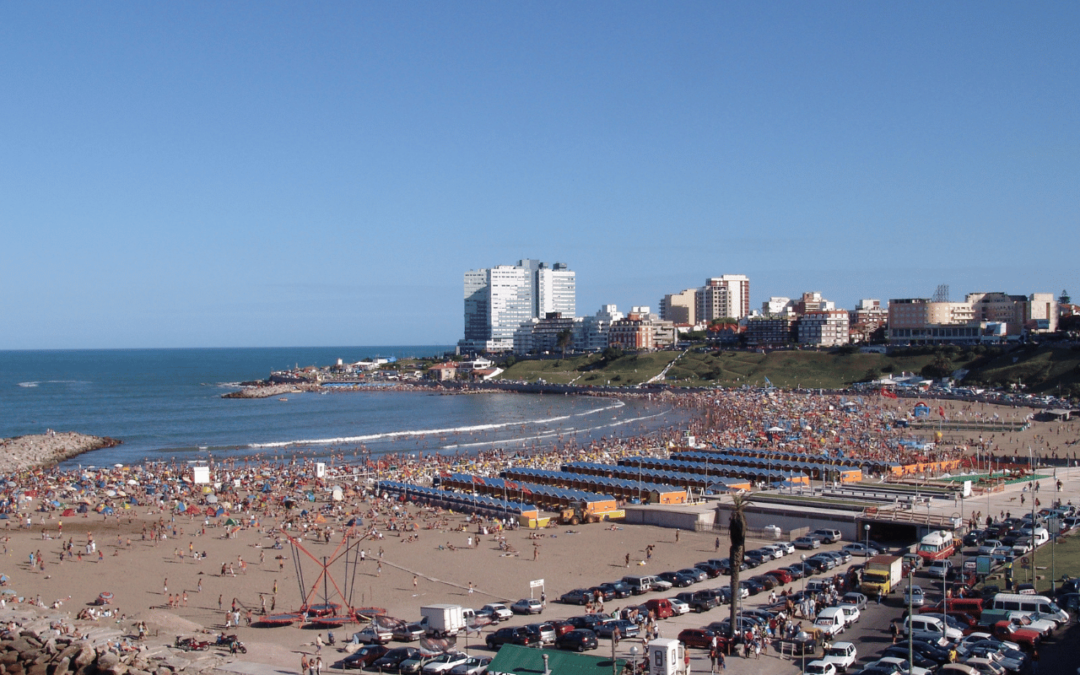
[624,505,716,530]
[713,503,861,541]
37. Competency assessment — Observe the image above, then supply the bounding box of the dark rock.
[48,656,70,675]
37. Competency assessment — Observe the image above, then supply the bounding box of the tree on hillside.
[727,493,751,642]
[556,330,573,359]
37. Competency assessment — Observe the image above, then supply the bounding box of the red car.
[551,621,575,637]
[765,569,792,584]
[677,628,731,650]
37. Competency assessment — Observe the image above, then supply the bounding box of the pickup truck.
[992,621,1040,652]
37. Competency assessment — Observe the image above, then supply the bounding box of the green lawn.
[980,530,1080,594]
[494,345,1080,396]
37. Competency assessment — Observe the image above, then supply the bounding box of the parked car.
[674,591,716,613]
[811,529,842,544]
[658,571,695,588]
[421,653,471,674]
[510,598,543,615]
[353,625,392,645]
[677,628,731,650]
[555,629,598,652]
[523,623,556,645]
[594,619,639,639]
[393,622,425,642]
[841,593,868,611]
[370,648,422,673]
[599,582,632,598]
[486,627,537,649]
[794,536,821,550]
[448,656,491,675]
[480,604,513,621]
[803,660,837,675]
[667,598,691,615]
[820,641,857,672]
[679,568,708,583]
[340,645,388,669]
[559,589,592,606]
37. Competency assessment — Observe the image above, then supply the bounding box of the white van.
[814,607,847,636]
[623,575,659,595]
[991,593,1069,624]
[1015,527,1049,547]
[904,615,963,642]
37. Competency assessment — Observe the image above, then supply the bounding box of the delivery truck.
[860,555,903,597]
[420,604,466,638]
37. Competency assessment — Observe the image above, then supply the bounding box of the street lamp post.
[801,554,807,594]
[1030,448,1036,585]
[864,524,870,557]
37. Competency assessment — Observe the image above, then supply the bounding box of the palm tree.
[727,493,751,645]
[556,329,573,359]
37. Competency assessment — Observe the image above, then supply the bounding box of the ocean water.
[0,347,683,467]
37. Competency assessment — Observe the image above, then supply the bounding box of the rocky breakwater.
[0,629,174,675]
[0,434,121,473]
[220,383,321,399]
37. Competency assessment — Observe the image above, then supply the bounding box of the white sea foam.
[17,382,38,388]
[246,412,581,449]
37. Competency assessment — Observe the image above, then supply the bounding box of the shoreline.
[0,432,121,473]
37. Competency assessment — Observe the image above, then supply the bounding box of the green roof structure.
[487,645,626,675]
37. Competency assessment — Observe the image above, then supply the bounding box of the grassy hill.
[495,344,1080,398]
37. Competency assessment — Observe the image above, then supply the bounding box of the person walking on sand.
[300,654,309,675]
[413,575,418,589]
[625,553,630,568]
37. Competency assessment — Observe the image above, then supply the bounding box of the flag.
[505,481,518,490]
[881,388,897,399]
[521,487,532,496]
[939,406,946,418]
[471,475,483,485]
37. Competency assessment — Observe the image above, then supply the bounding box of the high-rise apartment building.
[696,275,750,322]
[537,263,576,317]
[460,259,576,353]
[660,289,697,325]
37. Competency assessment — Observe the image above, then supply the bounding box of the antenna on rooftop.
[932,284,950,303]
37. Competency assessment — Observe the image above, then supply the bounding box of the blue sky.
[2,2,1077,349]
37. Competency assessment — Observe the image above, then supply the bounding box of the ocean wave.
[17,382,38,388]
[17,380,90,388]
[573,400,624,416]
[246,414,583,448]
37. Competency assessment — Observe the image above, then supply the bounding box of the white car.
[352,625,391,644]
[775,542,795,555]
[837,604,861,625]
[667,598,690,615]
[904,585,926,607]
[959,632,1021,652]
[481,603,513,621]
[977,540,1003,556]
[803,660,837,675]
[820,641,856,671]
[866,657,932,675]
[927,560,952,578]
[760,544,785,559]
[422,652,471,674]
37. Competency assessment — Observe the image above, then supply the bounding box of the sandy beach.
[0,392,1078,674]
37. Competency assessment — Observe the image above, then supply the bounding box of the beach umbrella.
[206,495,218,504]
[102,507,114,515]
[61,509,74,517]
[215,507,225,517]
